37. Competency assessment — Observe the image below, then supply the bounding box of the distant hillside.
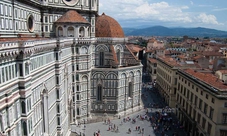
[123,26,227,37]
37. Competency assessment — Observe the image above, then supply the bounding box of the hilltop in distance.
[123,26,227,37]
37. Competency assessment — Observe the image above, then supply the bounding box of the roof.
[95,13,124,38]
[165,50,181,55]
[55,10,89,23]
[183,69,227,90]
[158,56,180,67]
[217,70,227,74]
[127,44,143,53]
[148,38,156,43]
[125,45,139,61]
[148,58,157,63]
[202,51,224,56]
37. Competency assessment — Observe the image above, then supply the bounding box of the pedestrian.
[136,126,138,131]
[128,128,131,133]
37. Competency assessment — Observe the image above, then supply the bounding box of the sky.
[99,0,227,31]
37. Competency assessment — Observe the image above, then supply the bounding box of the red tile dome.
[95,13,124,38]
[55,10,89,24]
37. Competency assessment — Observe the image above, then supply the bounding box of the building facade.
[147,58,157,82]
[155,53,227,136]
[176,69,227,136]
[0,0,143,136]
[156,57,180,108]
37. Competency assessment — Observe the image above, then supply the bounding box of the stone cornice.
[0,37,129,58]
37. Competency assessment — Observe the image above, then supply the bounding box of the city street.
[72,73,187,136]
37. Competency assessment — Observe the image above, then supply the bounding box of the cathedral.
[0,0,143,136]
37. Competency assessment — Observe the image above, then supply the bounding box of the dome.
[95,13,124,38]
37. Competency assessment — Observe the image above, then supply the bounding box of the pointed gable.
[55,10,89,24]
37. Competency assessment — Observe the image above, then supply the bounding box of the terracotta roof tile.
[202,51,224,56]
[125,45,139,61]
[148,58,157,63]
[95,13,124,38]
[55,10,89,23]
[127,44,143,53]
[184,69,227,90]
[148,38,156,43]
[159,56,180,67]
[218,70,227,74]
[193,55,203,60]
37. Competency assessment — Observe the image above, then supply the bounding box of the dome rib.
[55,10,89,24]
[95,13,124,38]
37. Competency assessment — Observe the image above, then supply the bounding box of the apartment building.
[147,58,157,82]
[156,56,181,108]
[176,69,227,136]
[156,55,199,108]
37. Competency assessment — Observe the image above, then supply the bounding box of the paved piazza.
[72,78,187,136]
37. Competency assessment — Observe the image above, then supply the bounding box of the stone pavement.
[72,84,187,136]
[71,72,187,136]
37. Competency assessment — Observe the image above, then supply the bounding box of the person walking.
[128,128,131,134]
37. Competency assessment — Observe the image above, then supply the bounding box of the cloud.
[212,8,227,11]
[198,5,213,7]
[196,13,219,25]
[100,0,192,23]
[99,0,224,30]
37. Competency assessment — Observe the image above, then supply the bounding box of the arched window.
[117,49,120,64]
[21,101,26,114]
[87,28,90,37]
[57,104,60,113]
[41,89,48,133]
[99,51,104,66]
[76,47,79,54]
[79,27,85,37]
[128,82,133,98]
[77,108,80,115]
[97,85,102,101]
[81,47,88,54]
[67,26,74,37]
[58,27,63,37]
[57,117,60,125]
[22,121,27,135]
[15,22,18,30]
